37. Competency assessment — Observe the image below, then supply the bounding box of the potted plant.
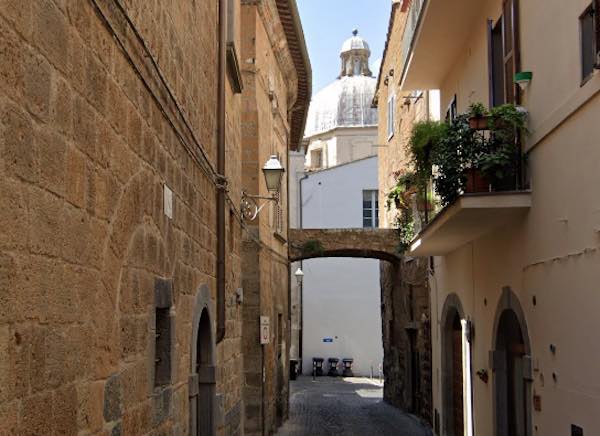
[488,104,527,133]
[386,170,417,210]
[467,102,490,130]
[480,104,527,190]
[464,166,491,193]
[431,114,487,204]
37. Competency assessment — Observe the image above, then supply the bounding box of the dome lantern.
[339,29,372,78]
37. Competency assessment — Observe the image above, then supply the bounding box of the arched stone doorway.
[190,286,216,436]
[440,294,465,436]
[492,287,532,436]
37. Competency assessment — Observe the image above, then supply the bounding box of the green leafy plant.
[478,104,527,187]
[488,104,527,133]
[408,121,448,184]
[468,102,488,118]
[301,240,324,257]
[430,114,486,206]
[394,207,415,253]
[386,170,418,210]
[386,170,421,253]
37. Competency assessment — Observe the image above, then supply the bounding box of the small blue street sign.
[323,338,333,343]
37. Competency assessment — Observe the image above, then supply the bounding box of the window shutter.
[502,0,520,104]
[487,19,494,108]
[595,0,600,67]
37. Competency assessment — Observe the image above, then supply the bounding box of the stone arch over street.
[288,228,400,263]
[440,293,465,436]
[190,285,216,436]
[491,287,532,436]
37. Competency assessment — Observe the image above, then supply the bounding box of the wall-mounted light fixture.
[241,155,285,221]
[294,267,304,285]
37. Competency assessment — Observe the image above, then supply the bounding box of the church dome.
[304,30,378,138]
[341,29,371,55]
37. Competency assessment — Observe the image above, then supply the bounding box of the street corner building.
[239,0,311,435]
[379,0,600,435]
[0,0,309,435]
[372,0,439,425]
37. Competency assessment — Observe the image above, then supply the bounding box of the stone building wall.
[380,258,432,425]
[240,1,299,434]
[0,0,245,434]
[375,1,433,426]
[375,1,434,232]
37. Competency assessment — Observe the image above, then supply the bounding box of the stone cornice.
[270,0,312,150]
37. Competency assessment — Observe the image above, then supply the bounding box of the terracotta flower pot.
[468,116,489,130]
[464,168,490,193]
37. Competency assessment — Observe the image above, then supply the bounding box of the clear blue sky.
[297,0,392,94]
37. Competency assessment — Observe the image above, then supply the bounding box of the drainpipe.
[216,0,227,344]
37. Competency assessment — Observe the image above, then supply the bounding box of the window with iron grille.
[362,190,379,228]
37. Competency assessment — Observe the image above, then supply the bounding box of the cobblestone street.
[277,377,433,436]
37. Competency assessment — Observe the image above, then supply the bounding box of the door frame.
[491,287,532,436]
[190,285,217,436]
[440,293,465,436]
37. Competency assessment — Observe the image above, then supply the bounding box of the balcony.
[399,0,485,91]
[402,106,531,257]
[409,191,531,256]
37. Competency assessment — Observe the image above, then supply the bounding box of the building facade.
[239,1,311,435]
[289,31,384,378]
[303,30,379,170]
[299,157,383,377]
[0,1,309,435]
[373,0,437,424]
[400,0,600,435]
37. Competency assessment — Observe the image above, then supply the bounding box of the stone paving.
[276,376,433,436]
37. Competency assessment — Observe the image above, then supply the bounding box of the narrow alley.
[277,377,433,436]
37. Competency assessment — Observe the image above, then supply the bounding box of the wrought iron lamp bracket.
[241,191,279,221]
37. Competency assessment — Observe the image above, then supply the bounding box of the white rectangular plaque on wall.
[163,184,173,219]
[260,316,270,345]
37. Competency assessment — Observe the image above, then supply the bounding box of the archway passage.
[495,310,527,436]
[441,295,464,436]
[492,288,532,436]
[288,228,401,263]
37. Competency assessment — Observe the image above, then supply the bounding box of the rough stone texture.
[288,228,400,262]
[380,258,432,426]
[240,1,300,434]
[0,0,246,434]
[374,3,429,231]
[373,4,433,427]
[277,377,433,436]
[103,374,122,423]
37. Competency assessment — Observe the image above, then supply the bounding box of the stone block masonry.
[0,0,245,434]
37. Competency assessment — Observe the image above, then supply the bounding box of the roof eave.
[276,0,313,151]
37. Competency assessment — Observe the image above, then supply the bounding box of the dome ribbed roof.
[340,29,370,54]
[304,75,378,138]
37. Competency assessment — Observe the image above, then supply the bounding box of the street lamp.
[263,155,285,193]
[241,155,285,221]
[294,267,304,285]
